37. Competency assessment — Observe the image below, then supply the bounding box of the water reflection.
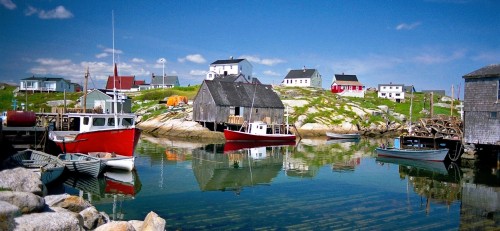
[60,135,499,230]
[63,170,142,220]
[192,143,291,193]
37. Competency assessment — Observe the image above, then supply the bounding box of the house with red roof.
[330,74,364,98]
[105,64,145,92]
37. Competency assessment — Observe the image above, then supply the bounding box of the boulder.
[94,221,135,231]
[0,191,44,213]
[49,194,92,213]
[0,167,43,196]
[14,210,82,231]
[80,206,108,230]
[128,220,144,230]
[0,200,20,231]
[141,211,166,231]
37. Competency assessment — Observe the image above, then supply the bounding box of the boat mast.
[112,11,118,128]
[83,67,89,113]
[409,85,413,135]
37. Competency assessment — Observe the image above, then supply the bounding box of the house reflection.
[192,144,289,193]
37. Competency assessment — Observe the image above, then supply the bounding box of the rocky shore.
[0,167,166,231]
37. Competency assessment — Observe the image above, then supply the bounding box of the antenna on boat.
[112,10,118,128]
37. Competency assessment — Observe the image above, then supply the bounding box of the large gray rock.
[141,211,166,231]
[94,221,135,231]
[0,168,43,195]
[48,194,92,213]
[0,191,44,213]
[0,200,20,231]
[80,206,108,230]
[44,193,70,207]
[14,211,82,231]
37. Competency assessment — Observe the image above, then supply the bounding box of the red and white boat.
[48,65,140,157]
[224,121,296,142]
[48,113,141,157]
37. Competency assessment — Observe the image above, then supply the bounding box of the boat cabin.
[247,121,268,135]
[67,113,136,132]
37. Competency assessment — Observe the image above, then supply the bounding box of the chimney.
[303,66,306,72]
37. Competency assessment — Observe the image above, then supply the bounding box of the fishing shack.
[192,79,285,132]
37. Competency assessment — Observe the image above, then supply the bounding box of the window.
[123,118,133,126]
[396,93,400,96]
[92,118,105,126]
[107,118,115,126]
[498,80,500,100]
[83,117,89,125]
[381,93,386,96]
[491,112,497,119]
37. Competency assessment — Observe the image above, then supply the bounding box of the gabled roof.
[463,64,500,79]
[203,80,284,109]
[211,59,245,65]
[334,74,358,82]
[105,76,135,90]
[284,69,317,79]
[151,75,178,85]
[21,76,65,81]
[332,74,362,86]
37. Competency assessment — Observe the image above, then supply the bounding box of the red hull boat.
[52,127,141,157]
[224,129,296,142]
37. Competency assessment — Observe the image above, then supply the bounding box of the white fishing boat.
[326,132,361,139]
[88,152,135,171]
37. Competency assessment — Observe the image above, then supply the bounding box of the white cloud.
[471,51,500,62]
[263,70,281,77]
[104,48,123,55]
[413,49,466,64]
[178,54,206,64]
[395,22,421,30]
[239,55,286,66]
[131,58,145,63]
[95,53,108,59]
[1,0,16,10]
[189,70,207,76]
[25,5,73,19]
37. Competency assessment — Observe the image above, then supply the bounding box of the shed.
[462,64,500,146]
[192,80,285,131]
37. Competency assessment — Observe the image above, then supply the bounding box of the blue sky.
[1,0,499,97]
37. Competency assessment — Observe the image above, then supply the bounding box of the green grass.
[0,85,81,112]
[133,86,200,101]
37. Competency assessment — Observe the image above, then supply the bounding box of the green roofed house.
[20,76,75,92]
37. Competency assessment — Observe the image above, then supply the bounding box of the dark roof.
[463,64,500,79]
[284,69,317,79]
[334,74,358,82]
[204,80,284,109]
[404,86,416,93]
[151,75,178,85]
[21,77,65,81]
[210,59,245,65]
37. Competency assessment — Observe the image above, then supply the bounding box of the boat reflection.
[63,170,142,220]
[376,157,461,213]
[192,144,292,194]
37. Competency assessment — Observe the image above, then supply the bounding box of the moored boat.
[6,149,65,184]
[58,153,106,177]
[224,121,296,142]
[88,152,135,171]
[326,132,360,139]
[375,147,449,161]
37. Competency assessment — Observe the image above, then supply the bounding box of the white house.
[206,58,253,82]
[282,68,322,88]
[378,83,405,102]
[20,76,75,92]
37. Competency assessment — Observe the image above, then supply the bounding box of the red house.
[330,74,364,98]
[105,64,144,91]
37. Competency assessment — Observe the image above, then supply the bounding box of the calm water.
[61,135,499,230]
